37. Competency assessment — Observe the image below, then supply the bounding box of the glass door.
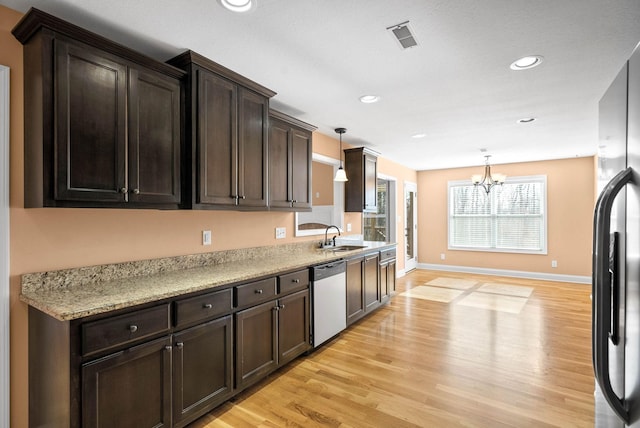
[405,182,417,271]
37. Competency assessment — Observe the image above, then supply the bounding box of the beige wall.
[1,6,416,426]
[312,161,334,206]
[417,157,595,277]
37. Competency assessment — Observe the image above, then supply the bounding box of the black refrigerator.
[594,42,640,427]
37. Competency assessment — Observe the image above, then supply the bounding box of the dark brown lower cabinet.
[346,256,365,326]
[172,315,233,428]
[380,259,396,304]
[347,248,396,325]
[277,290,311,366]
[363,253,380,312]
[82,336,173,428]
[235,289,311,390]
[235,300,278,389]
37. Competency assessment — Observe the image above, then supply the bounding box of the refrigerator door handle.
[593,166,633,424]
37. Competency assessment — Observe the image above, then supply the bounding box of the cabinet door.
[268,118,291,209]
[346,257,365,325]
[235,300,278,389]
[82,336,172,428]
[380,261,390,304]
[172,316,233,427]
[278,289,311,366]
[291,128,312,210]
[238,88,268,208]
[54,39,127,202]
[128,67,181,205]
[197,70,238,206]
[364,153,378,212]
[364,253,380,311]
[388,260,397,296]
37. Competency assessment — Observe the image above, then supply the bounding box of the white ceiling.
[3,0,640,170]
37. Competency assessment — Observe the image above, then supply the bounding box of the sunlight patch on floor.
[425,277,478,290]
[398,286,465,303]
[456,292,529,314]
[401,277,533,314]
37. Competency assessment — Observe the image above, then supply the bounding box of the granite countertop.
[21,240,396,321]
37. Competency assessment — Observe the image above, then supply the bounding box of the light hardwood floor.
[189,269,595,427]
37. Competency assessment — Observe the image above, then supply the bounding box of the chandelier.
[471,155,506,193]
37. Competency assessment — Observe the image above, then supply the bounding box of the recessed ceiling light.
[510,55,544,70]
[219,0,255,12]
[411,133,427,139]
[359,95,380,104]
[517,117,537,124]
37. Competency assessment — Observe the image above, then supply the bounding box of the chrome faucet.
[323,225,341,247]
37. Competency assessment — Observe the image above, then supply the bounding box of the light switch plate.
[202,230,212,246]
[275,227,286,239]
[347,223,352,232]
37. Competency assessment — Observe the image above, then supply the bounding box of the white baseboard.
[396,268,407,278]
[417,263,591,284]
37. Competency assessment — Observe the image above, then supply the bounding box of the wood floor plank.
[188,270,595,427]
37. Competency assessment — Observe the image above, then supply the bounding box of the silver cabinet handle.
[119,187,128,194]
[255,289,263,294]
[176,342,184,349]
[132,188,140,194]
[203,303,213,309]
[292,279,300,283]
[128,325,138,333]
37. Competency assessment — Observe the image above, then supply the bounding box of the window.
[448,176,547,254]
[364,179,390,242]
[364,178,396,243]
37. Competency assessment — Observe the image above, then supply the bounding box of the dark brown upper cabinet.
[13,8,184,208]
[344,147,378,212]
[268,110,315,211]
[168,51,275,210]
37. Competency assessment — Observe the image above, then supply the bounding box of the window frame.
[447,175,548,255]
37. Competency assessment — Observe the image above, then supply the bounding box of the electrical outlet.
[347,223,352,232]
[202,230,212,246]
[275,227,286,239]
[551,260,558,268]
[440,253,446,260]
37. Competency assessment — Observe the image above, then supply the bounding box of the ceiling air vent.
[387,21,418,50]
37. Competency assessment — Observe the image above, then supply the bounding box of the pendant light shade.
[334,127,348,182]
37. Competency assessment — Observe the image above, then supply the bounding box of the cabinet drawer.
[235,277,277,308]
[82,304,171,356]
[174,288,233,328]
[380,248,396,262]
[278,269,309,295]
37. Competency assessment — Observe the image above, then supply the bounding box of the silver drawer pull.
[255,289,263,294]
[292,279,300,283]
[203,303,213,309]
[128,325,138,333]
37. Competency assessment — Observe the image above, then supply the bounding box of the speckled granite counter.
[21,241,395,321]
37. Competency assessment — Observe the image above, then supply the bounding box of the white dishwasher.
[311,260,347,348]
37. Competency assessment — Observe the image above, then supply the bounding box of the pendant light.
[334,128,348,182]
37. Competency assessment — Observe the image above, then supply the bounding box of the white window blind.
[448,176,547,254]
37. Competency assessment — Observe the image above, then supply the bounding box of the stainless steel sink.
[327,245,367,252]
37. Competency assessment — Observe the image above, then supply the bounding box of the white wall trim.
[417,263,590,284]
[0,65,10,428]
